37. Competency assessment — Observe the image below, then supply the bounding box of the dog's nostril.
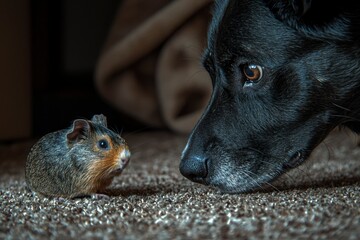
[179,155,208,182]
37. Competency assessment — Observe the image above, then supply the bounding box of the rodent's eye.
[97,139,110,150]
[243,64,263,82]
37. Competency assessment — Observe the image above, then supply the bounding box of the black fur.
[179,0,360,193]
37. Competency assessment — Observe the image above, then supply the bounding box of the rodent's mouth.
[112,156,130,176]
[112,167,125,175]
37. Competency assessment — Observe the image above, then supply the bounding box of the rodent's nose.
[120,146,131,164]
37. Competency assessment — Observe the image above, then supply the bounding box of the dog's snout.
[179,155,208,183]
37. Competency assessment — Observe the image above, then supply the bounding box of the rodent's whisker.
[122,127,153,138]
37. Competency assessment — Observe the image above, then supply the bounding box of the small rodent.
[25,114,131,198]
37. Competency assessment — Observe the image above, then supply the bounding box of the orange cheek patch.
[94,146,124,173]
[86,142,126,192]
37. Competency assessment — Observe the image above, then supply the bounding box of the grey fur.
[25,114,130,198]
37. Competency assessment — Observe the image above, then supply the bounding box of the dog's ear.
[266,0,352,41]
[290,0,312,17]
[266,0,333,22]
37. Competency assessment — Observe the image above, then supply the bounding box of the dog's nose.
[179,155,208,183]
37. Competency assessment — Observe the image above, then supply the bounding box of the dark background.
[31,0,146,137]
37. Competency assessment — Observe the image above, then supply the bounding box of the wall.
[0,0,31,140]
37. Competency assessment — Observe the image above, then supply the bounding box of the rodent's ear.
[91,114,108,127]
[67,119,90,144]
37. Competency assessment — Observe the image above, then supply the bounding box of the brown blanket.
[95,0,213,133]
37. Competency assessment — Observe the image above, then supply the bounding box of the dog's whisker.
[257,159,303,187]
[332,103,352,112]
[235,147,304,185]
[243,169,280,192]
[331,114,360,123]
[262,174,281,192]
[240,170,265,190]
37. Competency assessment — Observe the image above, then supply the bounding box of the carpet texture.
[0,130,359,239]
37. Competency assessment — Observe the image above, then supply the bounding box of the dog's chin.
[204,152,308,194]
[206,171,280,194]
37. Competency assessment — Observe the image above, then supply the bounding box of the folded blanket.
[95,0,213,133]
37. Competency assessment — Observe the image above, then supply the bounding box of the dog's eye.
[243,64,263,81]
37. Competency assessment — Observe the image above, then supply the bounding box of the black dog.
[179,0,360,193]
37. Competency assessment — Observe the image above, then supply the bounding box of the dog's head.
[180,0,360,193]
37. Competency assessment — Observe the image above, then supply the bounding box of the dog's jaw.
[181,131,313,194]
[207,158,281,194]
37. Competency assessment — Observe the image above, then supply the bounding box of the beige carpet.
[0,130,359,239]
